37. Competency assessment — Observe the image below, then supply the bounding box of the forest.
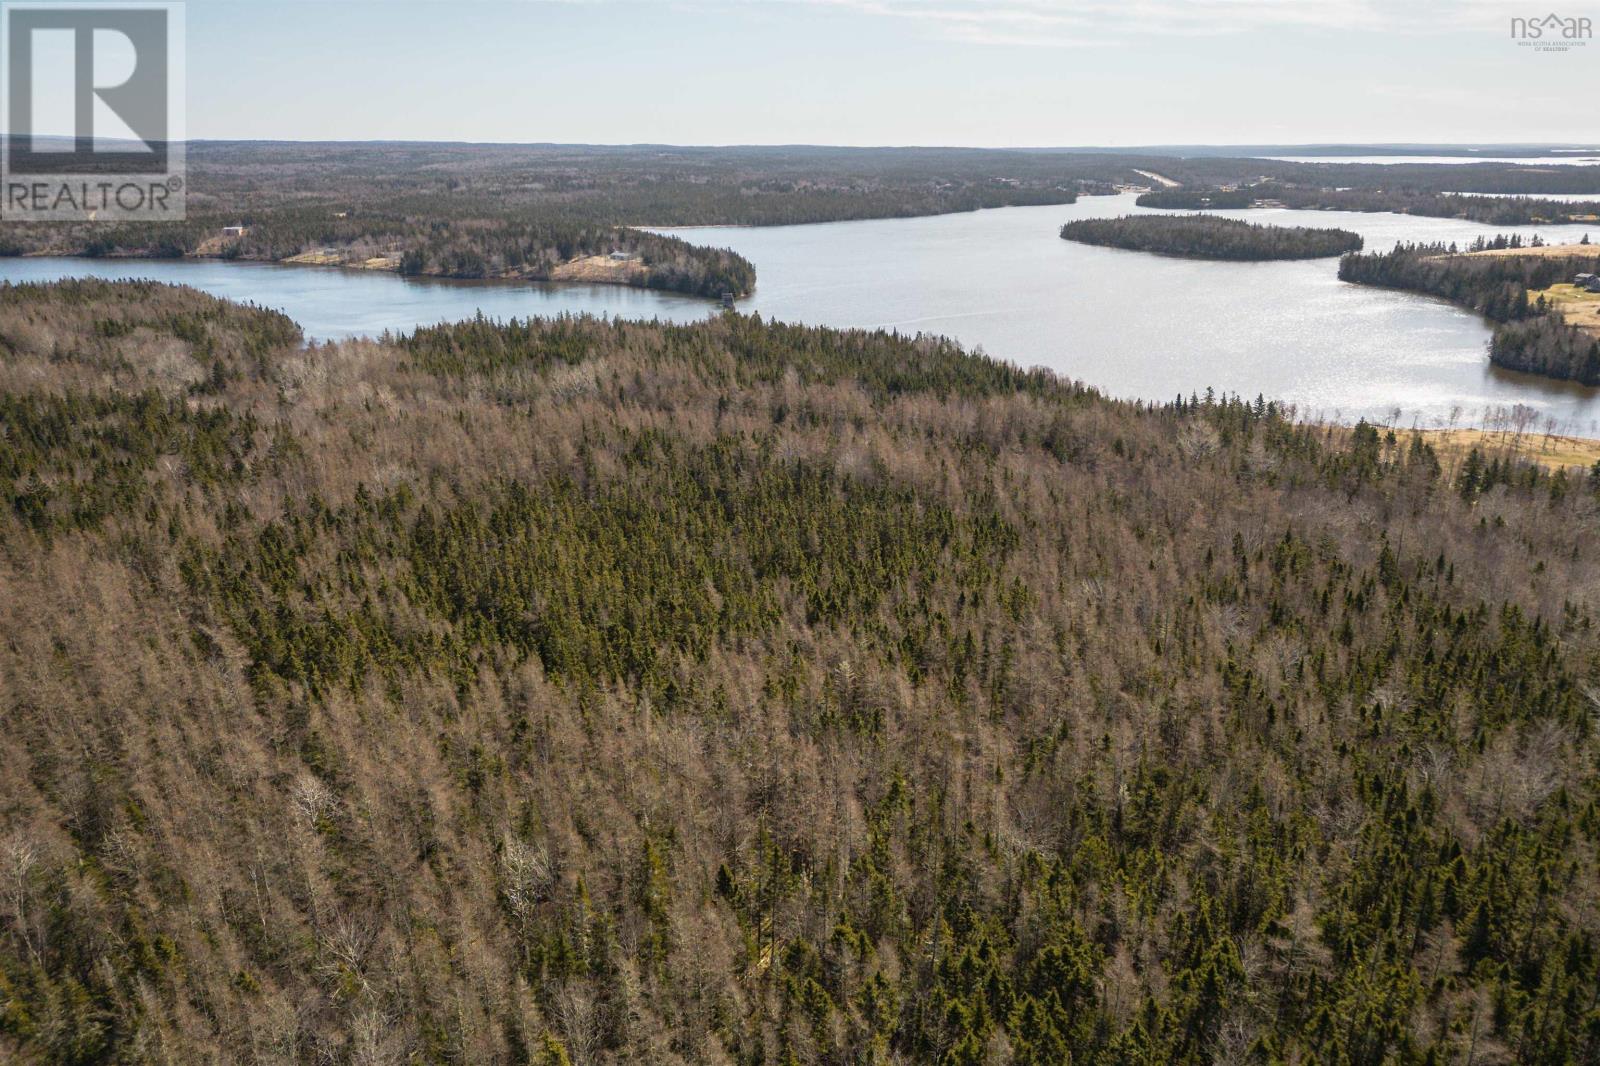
[10,142,1600,299]
[1136,186,1600,227]
[1338,237,1600,383]
[1060,215,1363,260]
[4,279,1600,1064]
[0,143,1116,296]
[1488,315,1600,383]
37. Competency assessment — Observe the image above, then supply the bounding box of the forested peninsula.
[1339,236,1600,383]
[4,278,1600,1063]
[1061,214,1363,259]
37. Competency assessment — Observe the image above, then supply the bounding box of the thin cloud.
[761,0,1525,45]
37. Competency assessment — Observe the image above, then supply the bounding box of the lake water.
[0,257,712,340]
[6,192,1600,432]
[658,195,1600,432]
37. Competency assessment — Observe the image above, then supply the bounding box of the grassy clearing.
[281,250,347,267]
[1418,427,1600,470]
[1454,241,1600,258]
[1531,282,1600,337]
[1324,422,1600,471]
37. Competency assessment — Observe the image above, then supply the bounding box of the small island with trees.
[1060,214,1364,260]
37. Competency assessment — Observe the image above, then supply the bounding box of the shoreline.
[14,248,735,302]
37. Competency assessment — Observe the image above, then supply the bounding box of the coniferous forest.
[3,279,1600,1063]
[1061,215,1363,260]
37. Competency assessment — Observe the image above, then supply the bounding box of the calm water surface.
[6,192,1600,431]
[658,194,1600,431]
[0,257,710,339]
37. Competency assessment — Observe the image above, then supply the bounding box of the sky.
[168,0,1596,146]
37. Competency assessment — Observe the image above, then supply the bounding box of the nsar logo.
[1510,11,1592,49]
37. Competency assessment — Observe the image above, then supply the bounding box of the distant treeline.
[1138,184,1600,225]
[1061,214,1362,260]
[1339,235,1600,383]
[168,142,1114,226]
[1150,156,1600,195]
[0,142,1132,298]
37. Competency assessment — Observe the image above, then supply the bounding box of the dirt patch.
[283,250,346,267]
[549,254,648,284]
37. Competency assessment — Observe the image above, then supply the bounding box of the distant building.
[1576,272,1597,286]
[720,292,736,309]
[608,251,637,261]
[1587,277,1600,294]
[222,224,247,237]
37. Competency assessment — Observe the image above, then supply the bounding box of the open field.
[1323,422,1600,470]
[282,250,356,267]
[1417,427,1600,469]
[1531,281,1600,337]
[1456,241,1600,258]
